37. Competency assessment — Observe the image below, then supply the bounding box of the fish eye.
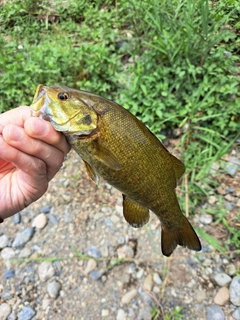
[58,92,69,101]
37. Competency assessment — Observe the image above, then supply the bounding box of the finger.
[0,106,32,128]
[2,124,65,180]
[0,135,48,195]
[24,117,71,156]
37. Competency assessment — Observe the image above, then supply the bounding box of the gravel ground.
[0,145,239,320]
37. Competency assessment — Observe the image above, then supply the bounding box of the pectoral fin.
[123,195,150,228]
[84,161,99,184]
[92,142,122,170]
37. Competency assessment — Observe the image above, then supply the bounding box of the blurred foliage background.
[0,0,239,231]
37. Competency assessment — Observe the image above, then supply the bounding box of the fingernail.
[7,125,24,142]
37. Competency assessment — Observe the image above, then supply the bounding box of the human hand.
[0,106,71,220]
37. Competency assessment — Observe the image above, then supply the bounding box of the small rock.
[0,235,9,249]
[32,213,48,229]
[84,259,97,274]
[214,287,230,305]
[195,290,206,303]
[0,303,11,320]
[117,245,134,259]
[18,248,32,258]
[116,309,126,320]
[110,214,120,224]
[121,289,138,304]
[230,276,240,306]
[100,246,109,258]
[42,299,50,310]
[208,196,217,205]
[143,274,153,291]
[225,186,235,193]
[87,246,102,258]
[206,305,225,320]
[18,306,35,320]
[224,157,240,176]
[101,309,109,317]
[12,228,35,248]
[232,307,240,320]
[153,273,162,285]
[47,213,58,225]
[89,270,102,280]
[7,311,17,320]
[41,205,51,213]
[137,305,152,320]
[115,205,123,215]
[136,269,144,279]
[38,262,55,282]
[216,185,226,195]
[1,248,15,260]
[13,212,21,224]
[226,263,236,276]
[199,213,213,225]
[47,280,62,298]
[3,269,15,279]
[104,218,112,227]
[214,273,232,287]
[53,261,62,276]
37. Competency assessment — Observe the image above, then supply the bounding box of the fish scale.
[31,85,201,256]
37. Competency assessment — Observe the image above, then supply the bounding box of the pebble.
[206,305,225,320]
[116,309,126,320]
[0,235,9,249]
[214,287,230,305]
[18,248,32,258]
[7,311,16,320]
[153,273,162,285]
[12,228,35,248]
[84,259,97,274]
[230,276,240,306]
[0,303,11,320]
[195,290,206,303]
[18,306,35,320]
[89,270,102,280]
[101,309,109,317]
[121,289,138,304]
[32,213,48,229]
[117,245,134,259]
[110,214,120,224]
[232,307,240,320]
[208,196,217,205]
[226,263,236,276]
[41,205,51,213]
[3,269,15,279]
[13,212,21,224]
[53,261,62,276]
[136,268,144,279]
[143,274,153,291]
[137,305,152,320]
[224,157,239,176]
[42,299,50,310]
[200,213,213,224]
[216,185,226,195]
[38,262,55,282]
[87,246,102,258]
[1,248,15,260]
[47,280,62,298]
[214,273,232,287]
[47,213,58,225]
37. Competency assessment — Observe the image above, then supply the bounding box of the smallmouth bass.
[31,85,201,256]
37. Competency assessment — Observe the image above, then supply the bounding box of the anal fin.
[123,195,149,228]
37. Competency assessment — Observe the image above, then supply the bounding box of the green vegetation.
[0,0,239,249]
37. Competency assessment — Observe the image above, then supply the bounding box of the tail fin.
[161,216,201,257]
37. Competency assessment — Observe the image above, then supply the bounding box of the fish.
[31,84,201,256]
